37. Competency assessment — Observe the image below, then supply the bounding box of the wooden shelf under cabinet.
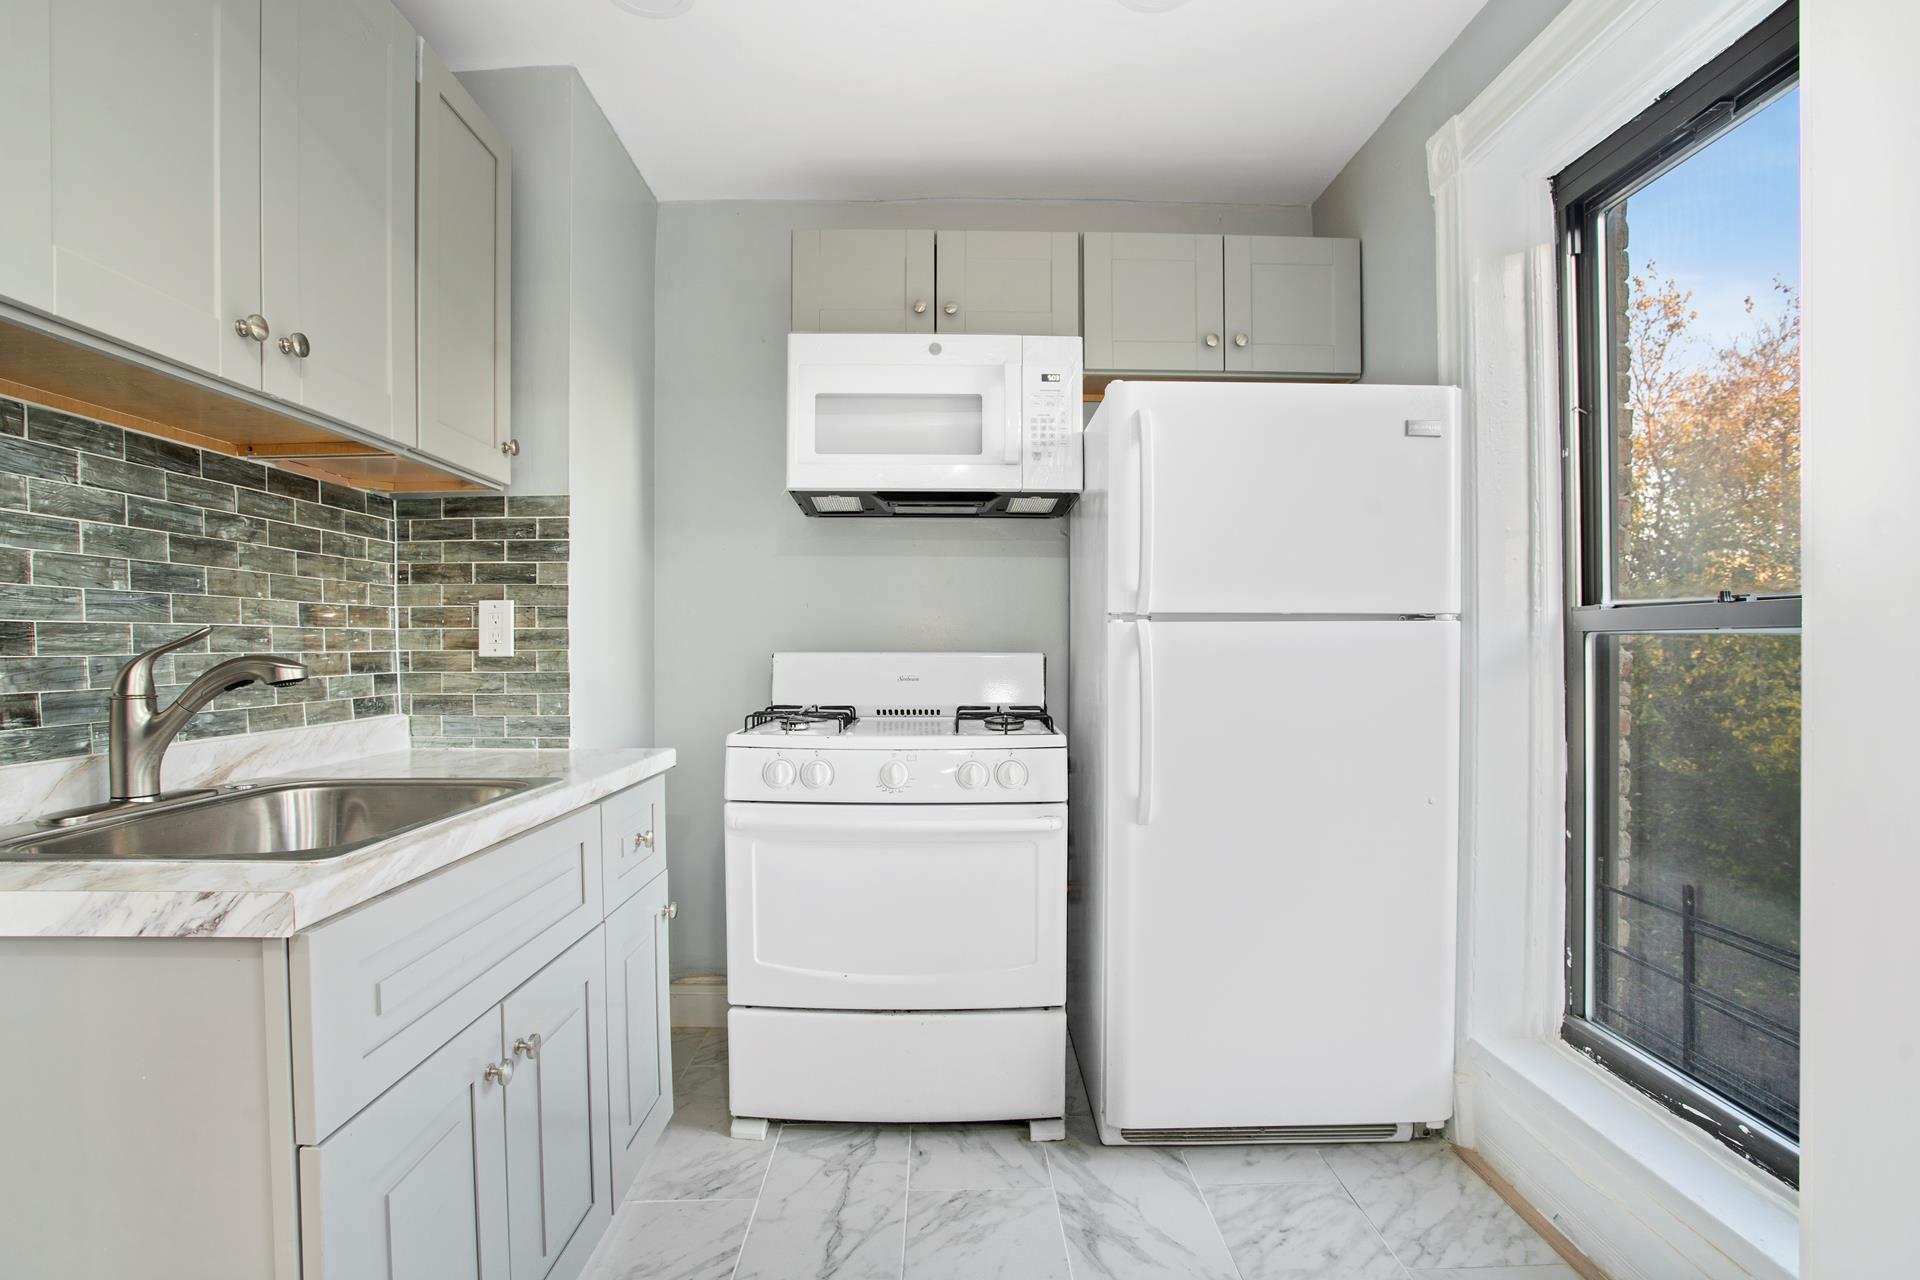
[0,313,490,493]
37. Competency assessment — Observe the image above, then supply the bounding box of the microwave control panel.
[1021,336,1084,492]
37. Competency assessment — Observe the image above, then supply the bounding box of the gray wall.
[655,198,1311,977]
[1311,0,1574,384]
[462,68,658,749]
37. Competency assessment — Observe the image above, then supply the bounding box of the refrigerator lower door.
[1099,617,1458,1135]
[1096,381,1461,616]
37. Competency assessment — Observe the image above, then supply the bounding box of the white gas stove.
[722,652,1067,1142]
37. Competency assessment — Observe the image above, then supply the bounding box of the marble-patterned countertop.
[0,746,675,939]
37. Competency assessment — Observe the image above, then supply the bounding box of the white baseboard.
[671,975,728,1029]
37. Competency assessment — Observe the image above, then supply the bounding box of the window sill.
[1463,1036,1798,1280]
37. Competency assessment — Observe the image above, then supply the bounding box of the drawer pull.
[513,1033,542,1060]
[660,901,678,920]
[483,1058,514,1086]
[634,829,655,851]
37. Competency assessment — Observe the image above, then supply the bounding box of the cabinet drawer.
[291,808,602,1143]
[600,777,666,910]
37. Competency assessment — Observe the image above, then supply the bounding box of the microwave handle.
[1004,364,1022,464]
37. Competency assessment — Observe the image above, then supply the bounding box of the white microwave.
[787,333,1083,517]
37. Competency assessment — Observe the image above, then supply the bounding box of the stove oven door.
[725,802,1066,1010]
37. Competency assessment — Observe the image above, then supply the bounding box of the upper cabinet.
[933,231,1079,335]
[791,229,936,334]
[1222,235,1360,377]
[1083,232,1360,379]
[1082,232,1225,372]
[0,0,515,488]
[416,45,513,484]
[791,229,1079,336]
[0,0,265,386]
[260,0,419,442]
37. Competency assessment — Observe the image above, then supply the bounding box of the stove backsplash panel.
[0,396,400,767]
[395,495,570,749]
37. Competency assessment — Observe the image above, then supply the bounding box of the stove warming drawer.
[728,1006,1065,1125]
[724,801,1066,1010]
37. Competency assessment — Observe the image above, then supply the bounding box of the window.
[1554,2,1799,1184]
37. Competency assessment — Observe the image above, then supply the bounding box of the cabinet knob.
[634,829,655,850]
[234,314,270,343]
[1233,332,1249,348]
[499,440,521,457]
[661,901,678,920]
[277,332,311,358]
[513,1033,542,1060]
[1204,332,1221,348]
[942,302,959,316]
[483,1058,515,1086]
[912,299,927,315]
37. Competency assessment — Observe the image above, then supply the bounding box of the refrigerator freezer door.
[1098,617,1459,1131]
[1096,382,1461,616]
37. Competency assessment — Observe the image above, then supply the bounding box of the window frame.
[1553,0,1801,1186]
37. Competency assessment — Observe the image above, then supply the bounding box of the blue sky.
[1616,85,1799,359]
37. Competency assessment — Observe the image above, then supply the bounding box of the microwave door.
[789,360,1022,492]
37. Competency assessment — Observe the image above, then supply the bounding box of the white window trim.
[1428,1,1800,1276]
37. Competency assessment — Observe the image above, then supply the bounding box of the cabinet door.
[7,0,263,384]
[300,1012,510,1280]
[605,873,673,1198]
[260,0,418,439]
[502,929,611,1280]
[417,42,512,483]
[935,230,1079,335]
[791,229,935,333]
[1224,236,1361,377]
[1082,232,1224,372]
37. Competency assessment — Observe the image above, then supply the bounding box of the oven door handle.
[726,812,1064,836]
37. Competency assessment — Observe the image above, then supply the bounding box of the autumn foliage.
[1595,247,1802,1130]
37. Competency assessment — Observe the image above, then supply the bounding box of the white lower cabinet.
[299,1013,511,1280]
[503,931,611,1280]
[606,873,674,1196]
[298,782,671,1280]
[303,927,614,1280]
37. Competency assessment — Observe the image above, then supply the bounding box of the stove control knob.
[956,760,990,790]
[996,759,1030,790]
[762,758,796,789]
[800,760,834,790]
[878,760,910,790]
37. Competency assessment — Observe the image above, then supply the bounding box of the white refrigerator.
[1068,380,1462,1144]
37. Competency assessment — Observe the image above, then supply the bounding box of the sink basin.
[0,777,551,862]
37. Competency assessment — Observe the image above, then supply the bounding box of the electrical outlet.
[479,599,514,657]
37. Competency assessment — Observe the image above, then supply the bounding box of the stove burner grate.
[954,704,1056,734]
[743,704,858,733]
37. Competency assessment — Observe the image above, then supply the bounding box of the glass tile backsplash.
[0,395,572,766]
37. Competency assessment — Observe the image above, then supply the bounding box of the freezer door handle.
[1136,618,1155,826]
[1136,409,1156,615]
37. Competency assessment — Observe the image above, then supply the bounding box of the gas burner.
[955,704,1057,734]
[743,704,858,733]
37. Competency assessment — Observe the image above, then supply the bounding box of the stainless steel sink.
[0,777,551,862]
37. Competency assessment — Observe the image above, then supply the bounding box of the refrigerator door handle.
[1136,617,1155,826]
[1136,408,1155,615]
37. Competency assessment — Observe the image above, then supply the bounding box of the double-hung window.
[1554,2,1800,1184]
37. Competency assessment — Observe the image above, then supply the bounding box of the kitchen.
[0,1,1902,1278]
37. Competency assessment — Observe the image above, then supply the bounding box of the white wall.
[1799,2,1920,1272]
[462,67,658,747]
[1311,0,1573,384]
[565,76,657,749]
[653,198,1310,977]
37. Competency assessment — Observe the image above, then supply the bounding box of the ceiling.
[395,0,1489,205]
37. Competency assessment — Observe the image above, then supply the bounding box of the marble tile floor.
[582,1028,1581,1280]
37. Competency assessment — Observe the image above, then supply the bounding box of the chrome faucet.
[109,626,310,802]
